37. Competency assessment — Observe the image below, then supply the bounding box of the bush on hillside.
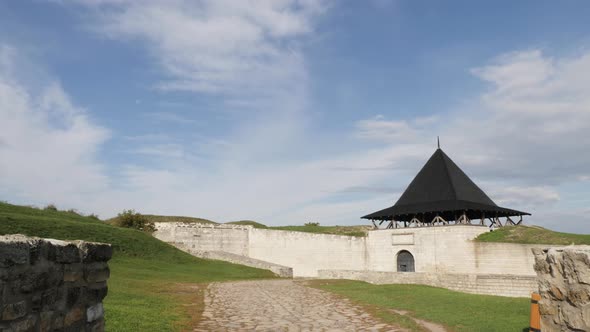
[66,209,80,216]
[87,213,101,221]
[304,222,320,227]
[44,204,58,211]
[112,209,156,232]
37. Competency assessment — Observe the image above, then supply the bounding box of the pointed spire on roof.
[362,144,530,222]
[437,136,440,149]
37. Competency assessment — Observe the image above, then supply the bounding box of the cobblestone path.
[194,280,404,331]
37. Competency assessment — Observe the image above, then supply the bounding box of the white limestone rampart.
[154,222,250,256]
[152,222,568,296]
[248,228,366,277]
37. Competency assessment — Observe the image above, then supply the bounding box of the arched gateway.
[396,250,415,272]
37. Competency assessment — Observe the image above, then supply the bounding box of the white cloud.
[490,186,560,207]
[4,3,590,234]
[144,111,197,124]
[80,0,327,101]
[355,116,420,142]
[0,45,110,209]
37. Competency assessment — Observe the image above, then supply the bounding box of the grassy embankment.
[310,280,529,332]
[311,226,590,331]
[476,225,590,245]
[0,202,275,331]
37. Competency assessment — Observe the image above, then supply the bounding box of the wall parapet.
[0,234,112,332]
[154,222,253,230]
[317,269,537,297]
[533,246,590,331]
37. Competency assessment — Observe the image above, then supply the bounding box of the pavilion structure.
[362,144,530,229]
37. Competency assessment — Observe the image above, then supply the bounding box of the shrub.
[304,222,320,227]
[66,209,80,216]
[44,204,58,211]
[113,209,155,232]
[87,213,101,221]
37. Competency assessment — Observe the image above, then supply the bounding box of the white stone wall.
[153,222,250,256]
[368,225,553,276]
[248,228,367,277]
[366,225,489,273]
[152,222,563,296]
[153,223,367,277]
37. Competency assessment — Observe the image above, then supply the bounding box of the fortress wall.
[367,225,547,277]
[248,229,367,277]
[472,242,555,275]
[153,223,367,277]
[366,225,490,273]
[0,234,112,332]
[152,222,558,296]
[153,222,250,256]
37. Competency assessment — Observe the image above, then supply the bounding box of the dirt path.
[193,279,404,331]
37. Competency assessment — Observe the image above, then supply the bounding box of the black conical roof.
[362,148,530,221]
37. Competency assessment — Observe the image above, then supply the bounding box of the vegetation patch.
[309,280,529,332]
[225,220,268,228]
[0,202,275,331]
[269,224,371,237]
[476,225,590,245]
[137,214,217,225]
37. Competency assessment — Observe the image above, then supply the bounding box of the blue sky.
[1,1,589,232]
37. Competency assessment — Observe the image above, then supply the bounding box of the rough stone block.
[77,242,112,263]
[51,313,64,331]
[19,267,61,294]
[86,303,104,322]
[63,263,83,282]
[66,287,83,307]
[84,285,109,304]
[0,235,33,268]
[83,263,110,283]
[87,318,105,332]
[534,246,590,331]
[64,306,84,327]
[52,242,82,264]
[9,314,37,332]
[0,235,112,332]
[40,287,59,310]
[1,300,27,321]
[39,311,54,332]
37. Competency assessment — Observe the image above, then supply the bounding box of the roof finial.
[437,136,440,149]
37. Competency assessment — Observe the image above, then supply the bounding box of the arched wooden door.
[397,250,415,272]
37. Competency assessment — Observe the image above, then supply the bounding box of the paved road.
[194,280,403,332]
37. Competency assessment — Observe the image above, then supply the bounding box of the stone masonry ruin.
[0,234,112,332]
[533,246,590,331]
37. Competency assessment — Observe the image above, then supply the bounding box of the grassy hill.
[0,202,274,331]
[476,225,590,245]
[226,220,268,228]
[269,224,371,237]
[109,214,217,225]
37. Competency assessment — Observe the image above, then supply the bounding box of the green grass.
[269,224,370,237]
[133,214,216,224]
[0,202,274,331]
[226,220,268,228]
[476,225,590,245]
[310,280,529,332]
